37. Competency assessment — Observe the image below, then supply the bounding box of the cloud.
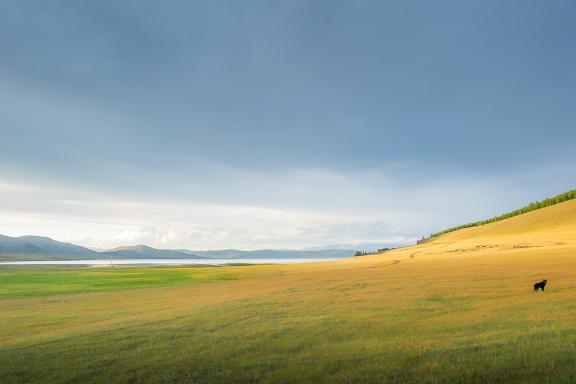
[1,2,575,249]
[0,162,574,250]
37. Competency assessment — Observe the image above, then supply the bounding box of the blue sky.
[0,1,575,250]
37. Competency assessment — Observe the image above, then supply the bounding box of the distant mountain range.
[0,234,98,261]
[0,234,355,261]
[105,245,208,260]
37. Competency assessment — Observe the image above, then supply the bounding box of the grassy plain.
[0,266,252,299]
[2,200,576,383]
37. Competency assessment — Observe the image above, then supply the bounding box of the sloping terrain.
[391,197,576,263]
[105,245,208,259]
[0,234,98,261]
[425,189,576,239]
[1,200,576,383]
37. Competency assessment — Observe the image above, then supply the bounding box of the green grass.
[0,266,250,299]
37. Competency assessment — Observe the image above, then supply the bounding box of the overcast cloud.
[1,1,575,250]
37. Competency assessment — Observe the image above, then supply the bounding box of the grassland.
[2,200,576,383]
[0,266,251,300]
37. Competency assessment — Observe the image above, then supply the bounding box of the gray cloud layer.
[1,1,575,249]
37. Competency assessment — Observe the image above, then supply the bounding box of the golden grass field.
[2,200,576,383]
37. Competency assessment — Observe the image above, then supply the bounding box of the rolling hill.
[104,245,208,259]
[421,189,576,241]
[404,195,576,260]
[0,234,98,261]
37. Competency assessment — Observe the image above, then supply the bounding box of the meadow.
[2,200,576,383]
[0,265,252,299]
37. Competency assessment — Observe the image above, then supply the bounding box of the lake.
[0,257,348,267]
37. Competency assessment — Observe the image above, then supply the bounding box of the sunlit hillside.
[380,197,576,263]
[2,199,576,383]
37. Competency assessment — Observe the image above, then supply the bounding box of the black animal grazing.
[533,279,547,292]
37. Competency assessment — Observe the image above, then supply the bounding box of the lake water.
[0,257,348,267]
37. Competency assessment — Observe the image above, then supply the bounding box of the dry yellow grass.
[2,200,576,383]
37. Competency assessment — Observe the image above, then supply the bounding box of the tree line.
[418,189,576,243]
[354,248,395,257]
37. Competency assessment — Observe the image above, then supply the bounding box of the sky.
[1,1,575,250]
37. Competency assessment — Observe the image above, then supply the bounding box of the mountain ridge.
[103,245,208,260]
[0,235,355,261]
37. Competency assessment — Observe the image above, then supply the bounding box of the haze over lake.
[0,257,349,267]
